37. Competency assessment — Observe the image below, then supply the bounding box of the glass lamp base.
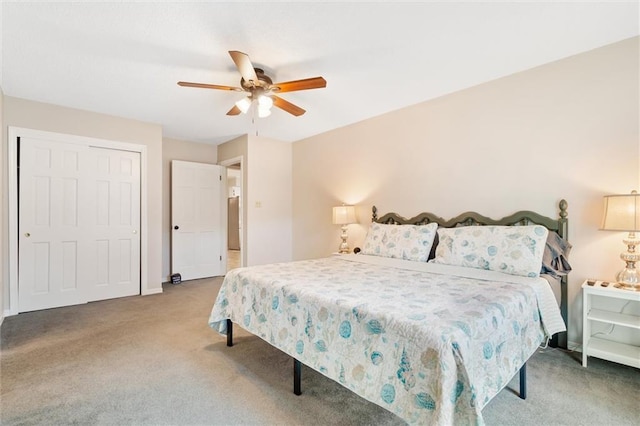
[337,224,350,254]
[615,268,640,291]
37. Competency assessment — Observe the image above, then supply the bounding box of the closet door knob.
[174,226,179,230]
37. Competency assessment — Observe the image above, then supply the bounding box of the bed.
[208,201,569,425]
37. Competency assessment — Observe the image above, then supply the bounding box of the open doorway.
[226,162,242,270]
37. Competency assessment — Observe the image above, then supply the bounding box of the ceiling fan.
[178,51,327,117]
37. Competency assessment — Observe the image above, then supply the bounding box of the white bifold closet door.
[18,137,141,312]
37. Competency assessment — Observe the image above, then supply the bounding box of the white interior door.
[171,161,225,280]
[18,137,91,311]
[87,147,141,301]
[18,137,141,312]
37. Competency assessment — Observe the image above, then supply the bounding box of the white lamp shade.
[333,205,356,225]
[601,192,640,231]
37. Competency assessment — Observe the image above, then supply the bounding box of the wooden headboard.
[370,199,569,349]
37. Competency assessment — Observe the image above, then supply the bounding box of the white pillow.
[431,225,549,277]
[361,222,438,262]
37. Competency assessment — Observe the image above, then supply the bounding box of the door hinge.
[220,255,222,261]
[219,175,222,181]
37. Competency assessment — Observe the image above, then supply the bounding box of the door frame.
[7,126,149,316]
[219,156,244,268]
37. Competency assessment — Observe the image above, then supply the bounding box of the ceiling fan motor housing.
[241,68,273,91]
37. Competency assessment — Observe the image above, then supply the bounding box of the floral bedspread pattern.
[209,255,564,425]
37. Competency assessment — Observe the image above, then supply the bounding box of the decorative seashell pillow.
[362,222,438,262]
[431,225,549,277]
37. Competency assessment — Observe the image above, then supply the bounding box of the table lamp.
[601,190,640,290]
[332,205,356,254]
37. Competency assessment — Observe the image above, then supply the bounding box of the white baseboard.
[142,287,163,296]
[3,309,17,318]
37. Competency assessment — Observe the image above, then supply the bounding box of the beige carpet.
[1,277,638,425]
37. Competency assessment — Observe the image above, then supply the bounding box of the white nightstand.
[582,280,640,368]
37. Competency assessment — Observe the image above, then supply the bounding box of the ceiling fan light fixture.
[235,97,252,114]
[258,95,274,109]
[258,106,272,118]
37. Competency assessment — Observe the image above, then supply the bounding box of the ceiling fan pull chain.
[251,112,259,136]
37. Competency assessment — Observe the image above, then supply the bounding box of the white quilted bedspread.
[209,255,565,425]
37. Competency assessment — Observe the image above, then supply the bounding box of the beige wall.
[2,96,164,313]
[292,37,640,345]
[218,134,293,267]
[0,87,4,324]
[0,0,3,322]
[162,137,218,281]
[246,135,292,266]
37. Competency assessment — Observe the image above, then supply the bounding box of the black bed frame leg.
[293,359,302,395]
[549,331,567,350]
[226,319,233,347]
[519,363,527,400]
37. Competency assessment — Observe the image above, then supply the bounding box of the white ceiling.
[1,1,638,145]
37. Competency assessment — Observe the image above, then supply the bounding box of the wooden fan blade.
[178,81,241,91]
[229,51,258,83]
[227,105,242,116]
[272,95,306,116]
[272,77,326,93]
